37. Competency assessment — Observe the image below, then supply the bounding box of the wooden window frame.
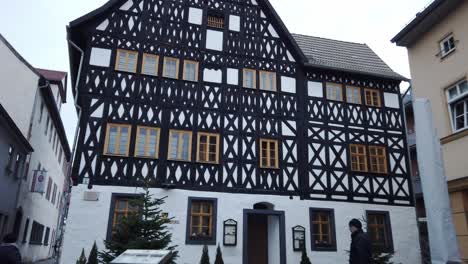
[350,144,368,172]
[103,123,132,157]
[259,70,277,92]
[326,82,343,102]
[168,130,193,162]
[196,132,220,164]
[366,210,394,252]
[141,53,159,76]
[115,49,138,73]
[346,86,362,104]
[364,88,381,107]
[135,126,161,159]
[369,146,388,174]
[207,14,225,29]
[163,57,180,79]
[259,139,279,169]
[186,197,218,245]
[106,193,142,240]
[183,60,199,82]
[309,208,337,252]
[243,68,257,89]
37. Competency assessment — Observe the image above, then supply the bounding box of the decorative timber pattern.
[71,0,413,206]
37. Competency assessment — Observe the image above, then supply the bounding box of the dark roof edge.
[0,104,34,152]
[40,79,72,161]
[0,33,42,78]
[303,62,409,82]
[69,0,119,28]
[391,0,461,46]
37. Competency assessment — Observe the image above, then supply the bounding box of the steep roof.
[391,0,463,47]
[292,33,407,81]
[0,104,34,152]
[36,68,68,103]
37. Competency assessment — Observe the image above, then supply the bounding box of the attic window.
[207,13,224,29]
[439,34,456,58]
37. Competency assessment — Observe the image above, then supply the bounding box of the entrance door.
[247,214,268,264]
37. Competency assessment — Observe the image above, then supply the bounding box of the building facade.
[0,33,72,263]
[63,0,419,263]
[393,0,468,262]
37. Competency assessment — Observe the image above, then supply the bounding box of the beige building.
[393,0,468,262]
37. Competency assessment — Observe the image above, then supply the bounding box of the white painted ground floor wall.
[61,185,421,264]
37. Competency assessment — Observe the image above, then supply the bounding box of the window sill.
[115,69,137,75]
[186,238,217,245]
[441,128,468,145]
[196,160,220,165]
[29,242,43,246]
[167,158,192,163]
[162,76,179,80]
[102,153,129,158]
[259,166,280,170]
[440,48,456,60]
[135,155,159,160]
[311,246,337,252]
[182,78,198,83]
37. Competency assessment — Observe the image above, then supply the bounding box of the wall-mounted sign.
[31,169,47,194]
[223,219,237,246]
[292,225,306,251]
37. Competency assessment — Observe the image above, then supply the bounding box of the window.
[51,184,57,205]
[259,71,277,91]
[326,83,343,101]
[14,154,23,177]
[346,86,361,104]
[104,124,132,156]
[22,218,30,243]
[350,144,367,172]
[369,146,387,174]
[365,88,381,107]
[168,130,192,161]
[366,211,393,252]
[142,53,159,76]
[183,60,199,82]
[45,116,50,135]
[115,49,138,73]
[0,215,8,237]
[186,197,217,245]
[197,133,220,164]
[309,208,337,251]
[111,197,139,233]
[440,34,456,57]
[135,126,160,158]
[29,221,44,244]
[6,146,14,172]
[207,14,224,29]
[447,80,468,132]
[39,102,44,123]
[43,227,50,246]
[163,57,179,79]
[259,139,279,169]
[45,178,52,201]
[243,69,256,89]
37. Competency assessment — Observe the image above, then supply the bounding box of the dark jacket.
[349,230,372,264]
[0,244,22,264]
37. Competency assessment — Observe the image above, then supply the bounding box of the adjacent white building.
[0,33,72,263]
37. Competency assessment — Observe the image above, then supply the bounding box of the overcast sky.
[0,0,432,145]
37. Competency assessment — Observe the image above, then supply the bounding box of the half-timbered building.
[62,0,420,263]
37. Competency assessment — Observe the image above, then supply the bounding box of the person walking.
[0,233,22,264]
[349,219,372,264]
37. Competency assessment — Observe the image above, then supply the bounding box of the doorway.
[243,209,286,264]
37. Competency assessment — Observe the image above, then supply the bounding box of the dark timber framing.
[242,209,286,264]
[67,0,414,207]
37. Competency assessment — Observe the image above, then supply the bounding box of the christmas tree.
[200,245,210,264]
[214,244,224,264]
[300,248,312,264]
[87,242,98,264]
[76,249,87,264]
[99,187,178,263]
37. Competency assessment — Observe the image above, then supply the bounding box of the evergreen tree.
[87,242,98,264]
[199,245,210,264]
[214,244,224,264]
[300,248,312,264]
[99,187,178,263]
[76,249,87,264]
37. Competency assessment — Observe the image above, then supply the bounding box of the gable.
[69,0,306,64]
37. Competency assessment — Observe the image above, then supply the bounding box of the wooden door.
[247,214,268,264]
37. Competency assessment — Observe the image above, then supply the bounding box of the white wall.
[62,185,421,264]
[0,39,39,138]
[17,93,68,262]
[267,215,280,264]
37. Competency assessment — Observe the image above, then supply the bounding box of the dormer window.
[207,13,224,29]
[440,34,456,57]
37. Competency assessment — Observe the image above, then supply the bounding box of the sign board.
[31,169,47,193]
[111,250,172,264]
